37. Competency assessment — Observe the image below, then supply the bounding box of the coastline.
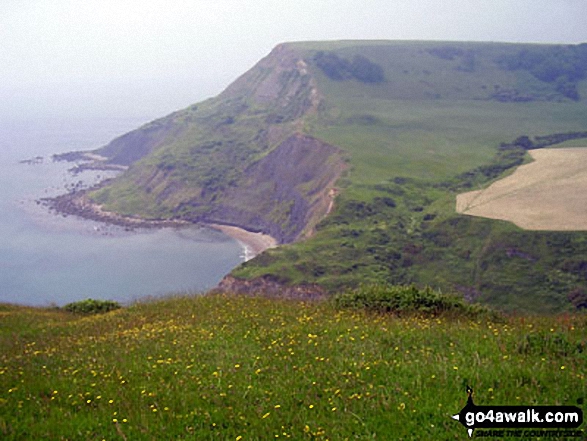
[43,190,278,259]
[42,191,189,229]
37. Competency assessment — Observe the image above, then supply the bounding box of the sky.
[1,0,587,119]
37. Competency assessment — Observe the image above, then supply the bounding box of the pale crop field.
[457,148,587,230]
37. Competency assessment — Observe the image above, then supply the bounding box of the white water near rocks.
[0,115,244,306]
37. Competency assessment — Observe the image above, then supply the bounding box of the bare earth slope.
[200,134,346,243]
[457,148,587,230]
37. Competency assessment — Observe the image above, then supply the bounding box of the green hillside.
[1,295,585,439]
[82,40,587,313]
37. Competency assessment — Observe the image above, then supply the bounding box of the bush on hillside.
[62,298,121,314]
[334,284,494,317]
[314,51,385,83]
[568,287,587,310]
[314,51,352,80]
[349,55,385,83]
[496,45,587,100]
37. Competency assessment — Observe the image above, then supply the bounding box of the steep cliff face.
[88,43,338,243]
[197,133,346,243]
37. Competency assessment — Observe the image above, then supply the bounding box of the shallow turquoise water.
[0,116,243,306]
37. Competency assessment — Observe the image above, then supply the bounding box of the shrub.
[496,45,587,99]
[314,51,385,83]
[314,51,351,80]
[349,55,385,83]
[568,287,587,310]
[62,299,121,314]
[333,284,494,317]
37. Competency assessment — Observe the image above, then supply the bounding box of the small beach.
[207,224,278,260]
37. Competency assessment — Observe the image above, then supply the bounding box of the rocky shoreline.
[41,190,278,258]
[41,190,188,230]
[52,150,129,175]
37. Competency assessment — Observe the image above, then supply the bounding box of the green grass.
[91,97,277,219]
[91,41,587,217]
[307,97,587,185]
[0,295,585,440]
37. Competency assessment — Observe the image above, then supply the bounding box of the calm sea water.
[0,115,244,306]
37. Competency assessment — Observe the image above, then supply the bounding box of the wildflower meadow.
[0,294,585,439]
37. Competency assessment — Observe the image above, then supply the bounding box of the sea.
[0,114,244,306]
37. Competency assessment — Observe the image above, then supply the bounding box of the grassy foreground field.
[1,295,585,440]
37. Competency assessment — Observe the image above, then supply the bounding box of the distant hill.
[81,40,587,313]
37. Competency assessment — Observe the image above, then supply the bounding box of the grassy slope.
[89,49,335,242]
[82,40,587,312]
[0,297,585,439]
[92,97,280,218]
[233,41,587,313]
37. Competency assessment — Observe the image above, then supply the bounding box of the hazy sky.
[2,0,586,119]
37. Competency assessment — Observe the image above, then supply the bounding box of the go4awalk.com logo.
[451,387,584,438]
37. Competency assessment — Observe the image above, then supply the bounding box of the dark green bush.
[314,51,351,80]
[496,45,587,99]
[349,55,385,83]
[314,51,385,83]
[334,284,493,317]
[62,299,121,314]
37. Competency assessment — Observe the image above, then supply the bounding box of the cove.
[0,115,244,306]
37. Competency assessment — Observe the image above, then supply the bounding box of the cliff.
[87,44,341,243]
[60,40,587,312]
